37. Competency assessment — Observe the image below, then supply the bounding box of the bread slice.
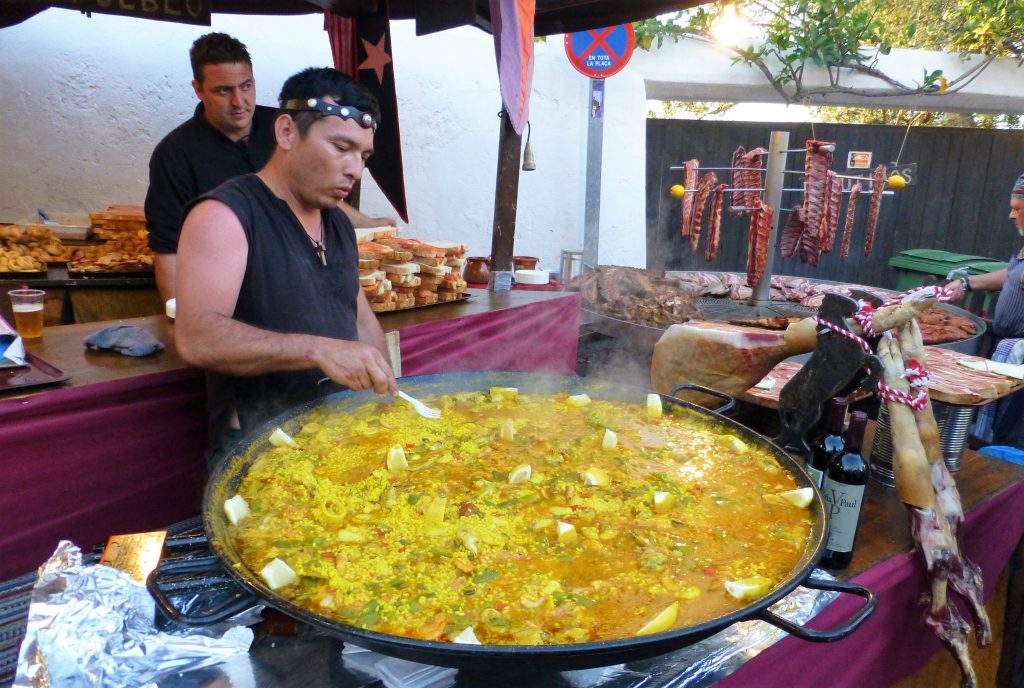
[358,242,395,260]
[381,261,420,276]
[413,255,446,267]
[415,293,439,306]
[358,258,381,270]
[429,241,468,257]
[445,256,467,267]
[358,270,385,285]
[417,263,452,276]
[437,291,463,302]
[371,300,396,312]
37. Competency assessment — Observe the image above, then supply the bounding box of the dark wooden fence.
[646,119,1024,290]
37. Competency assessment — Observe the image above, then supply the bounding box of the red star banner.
[489,0,535,135]
[325,5,409,223]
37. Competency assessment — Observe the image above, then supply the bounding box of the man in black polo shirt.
[145,33,393,301]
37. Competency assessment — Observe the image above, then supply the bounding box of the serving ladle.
[316,376,441,419]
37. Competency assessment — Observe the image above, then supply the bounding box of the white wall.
[0,9,647,271]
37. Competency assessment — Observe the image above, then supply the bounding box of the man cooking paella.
[174,67,398,467]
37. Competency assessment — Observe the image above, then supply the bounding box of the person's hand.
[367,216,398,228]
[948,279,967,300]
[316,339,397,395]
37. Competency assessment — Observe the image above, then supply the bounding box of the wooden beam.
[489,110,521,290]
[413,0,476,35]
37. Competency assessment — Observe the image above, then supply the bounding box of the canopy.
[0,0,712,33]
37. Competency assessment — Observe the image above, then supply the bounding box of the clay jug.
[464,256,491,285]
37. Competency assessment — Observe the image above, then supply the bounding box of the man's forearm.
[177,311,324,376]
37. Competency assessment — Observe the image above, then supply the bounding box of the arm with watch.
[952,268,1008,296]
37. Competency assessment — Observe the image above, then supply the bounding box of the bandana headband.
[280,98,377,132]
[1012,172,1024,199]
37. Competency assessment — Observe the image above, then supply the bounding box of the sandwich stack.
[89,205,148,240]
[356,234,469,312]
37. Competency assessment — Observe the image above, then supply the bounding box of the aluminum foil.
[13,541,256,688]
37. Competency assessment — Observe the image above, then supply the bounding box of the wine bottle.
[820,410,870,570]
[807,396,848,488]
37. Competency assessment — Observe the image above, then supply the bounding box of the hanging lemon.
[886,174,907,190]
[670,184,686,198]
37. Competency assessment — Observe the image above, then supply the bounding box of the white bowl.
[514,269,549,285]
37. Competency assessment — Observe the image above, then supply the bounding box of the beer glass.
[8,288,45,338]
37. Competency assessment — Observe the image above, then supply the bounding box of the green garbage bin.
[888,248,1008,315]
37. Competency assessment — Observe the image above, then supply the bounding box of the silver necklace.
[307,214,327,266]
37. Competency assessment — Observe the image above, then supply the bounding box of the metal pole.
[752,130,789,305]
[582,79,605,273]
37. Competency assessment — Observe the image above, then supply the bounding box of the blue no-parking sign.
[564,24,636,79]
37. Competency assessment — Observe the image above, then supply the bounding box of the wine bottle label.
[806,465,824,488]
[822,480,866,553]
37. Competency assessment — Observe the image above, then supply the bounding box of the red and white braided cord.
[812,317,929,410]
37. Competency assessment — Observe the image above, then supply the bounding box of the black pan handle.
[667,383,736,415]
[146,555,260,626]
[755,578,876,642]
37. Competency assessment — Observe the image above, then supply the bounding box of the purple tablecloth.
[0,369,208,580]
[719,477,1024,686]
[401,293,581,376]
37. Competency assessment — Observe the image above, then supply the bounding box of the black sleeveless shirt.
[194,174,360,453]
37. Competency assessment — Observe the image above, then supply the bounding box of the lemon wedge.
[566,393,591,407]
[453,626,481,644]
[491,386,518,401]
[268,427,298,448]
[499,418,515,442]
[508,463,532,484]
[556,520,578,544]
[724,575,772,601]
[602,428,618,450]
[636,600,679,636]
[223,495,250,525]
[670,184,686,198]
[584,467,610,486]
[653,491,675,513]
[647,393,663,418]
[719,435,748,453]
[386,446,409,470]
[778,487,814,508]
[260,558,298,590]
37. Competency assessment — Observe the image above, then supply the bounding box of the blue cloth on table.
[84,325,164,357]
[972,338,1024,445]
[979,445,1024,465]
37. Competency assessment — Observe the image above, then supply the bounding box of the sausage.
[705,183,728,261]
[821,171,843,253]
[690,171,718,252]
[679,159,699,237]
[864,164,886,256]
[839,181,862,258]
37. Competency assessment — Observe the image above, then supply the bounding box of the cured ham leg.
[878,335,982,687]
[897,322,991,646]
[650,291,938,400]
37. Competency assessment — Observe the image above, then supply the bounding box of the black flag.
[325,5,409,223]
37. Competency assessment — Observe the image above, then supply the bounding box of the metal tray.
[66,263,154,279]
[0,352,69,393]
[0,270,47,280]
[386,292,471,313]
